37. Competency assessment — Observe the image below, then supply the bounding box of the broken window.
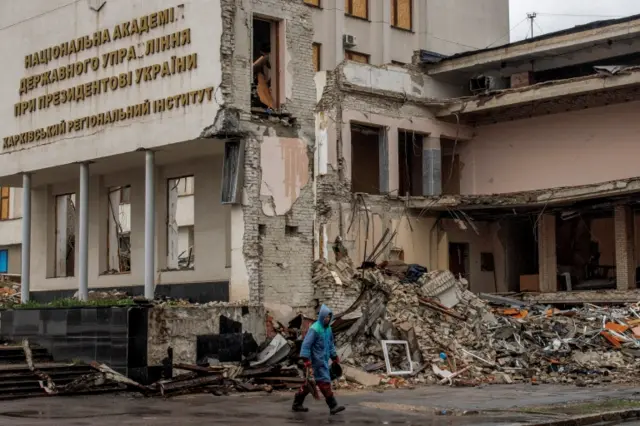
[449,242,469,282]
[313,43,321,72]
[398,130,423,196]
[345,0,367,19]
[252,17,280,110]
[345,50,369,64]
[107,186,131,274]
[167,176,195,270]
[221,140,244,204]
[0,187,8,220]
[351,124,385,194]
[390,0,412,30]
[55,193,76,277]
[304,0,320,6]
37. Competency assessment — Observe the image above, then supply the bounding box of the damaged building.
[315,13,640,303]
[0,0,514,315]
[0,0,320,312]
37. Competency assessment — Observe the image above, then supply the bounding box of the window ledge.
[391,25,413,34]
[345,13,369,22]
[303,3,322,9]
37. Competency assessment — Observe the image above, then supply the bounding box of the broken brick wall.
[214,0,317,311]
[314,64,468,277]
[147,305,266,365]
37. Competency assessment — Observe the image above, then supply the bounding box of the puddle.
[0,408,171,419]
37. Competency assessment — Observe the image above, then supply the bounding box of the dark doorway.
[449,242,470,283]
[351,124,381,194]
[398,130,423,196]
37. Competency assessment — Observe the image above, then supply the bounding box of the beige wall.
[27,155,243,295]
[309,0,509,69]
[0,245,21,275]
[0,0,222,178]
[442,219,506,293]
[460,102,640,195]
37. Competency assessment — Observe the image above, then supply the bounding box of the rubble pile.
[317,257,640,387]
[0,275,20,305]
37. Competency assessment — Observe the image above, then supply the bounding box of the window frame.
[312,43,321,72]
[345,0,368,20]
[390,0,412,31]
[345,50,370,64]
[303,0,321,8]
[0,249,7,274]
[0,187,9,220]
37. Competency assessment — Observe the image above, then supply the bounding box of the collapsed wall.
[212,0,317,311]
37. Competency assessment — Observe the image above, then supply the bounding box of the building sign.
[1,2,220,152]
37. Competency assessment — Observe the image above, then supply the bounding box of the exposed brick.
[217,0,317,310]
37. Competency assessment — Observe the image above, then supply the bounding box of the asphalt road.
[0,385,636,425]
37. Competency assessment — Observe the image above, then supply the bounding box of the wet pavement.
[0,384,636,425]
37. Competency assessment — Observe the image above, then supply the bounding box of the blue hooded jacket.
[300,304,337,383]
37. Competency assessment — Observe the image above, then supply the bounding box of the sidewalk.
[0,384,637,425]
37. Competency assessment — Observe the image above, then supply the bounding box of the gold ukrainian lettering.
[127,46,137,61]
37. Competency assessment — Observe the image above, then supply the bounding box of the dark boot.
[326,395,345,415]
[292,392,309,412]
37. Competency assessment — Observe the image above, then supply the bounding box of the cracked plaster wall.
[216,0,316,310]
[314,65,469,272]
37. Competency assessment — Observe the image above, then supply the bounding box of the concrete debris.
[315,255,640,388]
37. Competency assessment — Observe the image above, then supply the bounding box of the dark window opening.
[480,252,495,272]
[351,124,381,194]
[252,18,280,110]
[398,130,423,196]
[533,52,640,85]
[285,225,299,236]
[258,224,267,236]
[449,242,470,283]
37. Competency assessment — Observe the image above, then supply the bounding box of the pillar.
[78,163,89,301]
[422,136,441,196]
[538,213,557,293]
[20,174,31,303]
[144,150,156,300]
[615,205,636,290]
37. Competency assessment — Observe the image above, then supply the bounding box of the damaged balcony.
[436,66,640,125]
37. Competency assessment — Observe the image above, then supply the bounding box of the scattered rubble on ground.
[313,254,640,388]
[0,275,20,306]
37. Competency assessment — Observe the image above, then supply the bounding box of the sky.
[508,0,640,43]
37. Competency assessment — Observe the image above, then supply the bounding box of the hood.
[317,304,333,328]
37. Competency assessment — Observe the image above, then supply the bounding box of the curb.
[528,408,640,426]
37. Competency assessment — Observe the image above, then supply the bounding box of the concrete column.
[78,163,89,301]
[333,0,346,68]
[387,127,399,195]
[144,150,156,300]
[380,0,391,64]
[422,136,442,196]
[20,174,31,303]
[538,213,557,293]
[615,205,636,290]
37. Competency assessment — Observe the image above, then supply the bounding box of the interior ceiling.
[441,193,640,222]
[0,138,226,188]
[443,84,640,126]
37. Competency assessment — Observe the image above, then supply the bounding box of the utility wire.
[486,17,529,48]
[536,12,622,19]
